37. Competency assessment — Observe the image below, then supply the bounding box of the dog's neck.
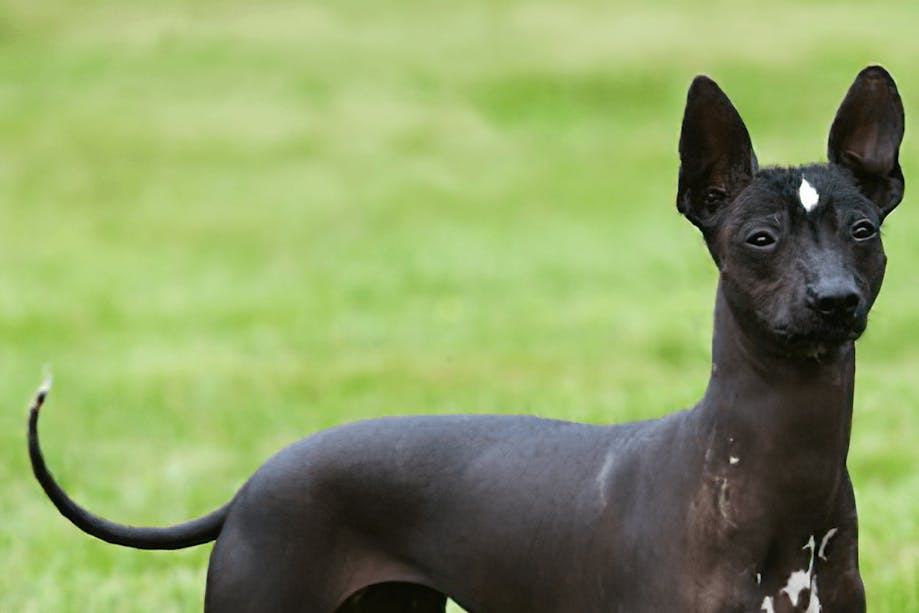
[694,282,855,513]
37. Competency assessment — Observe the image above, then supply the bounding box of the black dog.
[30,66,904,612]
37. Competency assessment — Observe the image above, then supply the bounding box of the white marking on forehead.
[761,596,775,613]
[818,527,838,560]
[729,455,740,464]
[799,177,819,212]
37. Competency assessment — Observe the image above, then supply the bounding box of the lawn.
[1,0,918,610]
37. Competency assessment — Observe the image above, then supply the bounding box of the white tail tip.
[31,368,54,412]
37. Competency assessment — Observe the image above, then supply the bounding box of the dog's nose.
[807,283,861,321]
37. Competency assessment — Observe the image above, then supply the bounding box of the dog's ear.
[828,65,905,220]
[677,76,757,235]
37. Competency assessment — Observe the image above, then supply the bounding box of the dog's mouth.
[773,314,867,359]
[724,282,871,362]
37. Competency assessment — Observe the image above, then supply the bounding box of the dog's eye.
[746,231,777,248]
[851,220,877,241]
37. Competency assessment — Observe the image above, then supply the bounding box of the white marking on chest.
[805,578,821,613]
[818,528,838,560]
[799,178,819,212]
[778,535,821,610]
[761,596,775,613]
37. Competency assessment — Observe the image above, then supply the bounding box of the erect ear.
[828,65,905,220]
[677,76,757,234]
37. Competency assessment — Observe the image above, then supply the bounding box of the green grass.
[2,0,918,610]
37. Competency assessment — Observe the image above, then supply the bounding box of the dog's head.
[676,66,904,359]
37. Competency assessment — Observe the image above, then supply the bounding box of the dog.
[29,65,904,612]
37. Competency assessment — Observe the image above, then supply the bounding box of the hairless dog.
[30,65,904,612]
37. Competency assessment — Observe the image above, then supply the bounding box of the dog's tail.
[28,377,231,550]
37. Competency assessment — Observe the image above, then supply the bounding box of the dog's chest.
[673,529,863,612]
[675,472,865,612]
[756,531,840,612]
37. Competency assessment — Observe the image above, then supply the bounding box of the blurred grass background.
[2,0,918,610]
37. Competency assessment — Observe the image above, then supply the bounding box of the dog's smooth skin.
[29,66,904,612]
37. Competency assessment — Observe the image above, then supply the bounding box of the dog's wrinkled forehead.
[734,165,875,221]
